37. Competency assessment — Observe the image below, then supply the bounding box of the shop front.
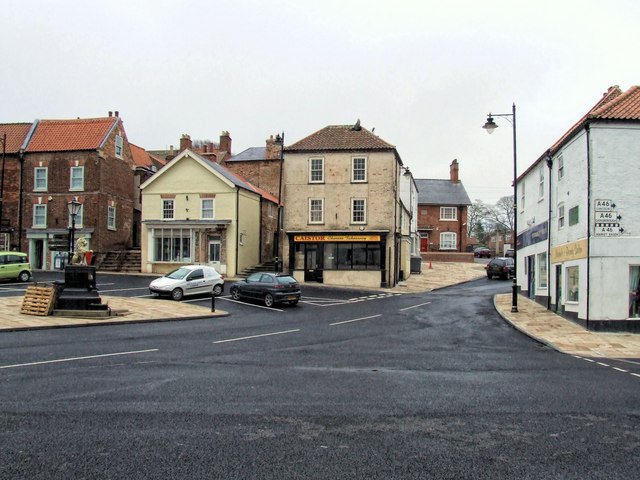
[288,232,388,288]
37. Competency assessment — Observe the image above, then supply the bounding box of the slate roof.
[286,124,396,152]
[227,147,269,162]
[0,123,34,153]
[414,179,472,206]
[26,117,119,152]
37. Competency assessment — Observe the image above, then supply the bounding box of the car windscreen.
[165,268,190,280]
[276,275,297,285]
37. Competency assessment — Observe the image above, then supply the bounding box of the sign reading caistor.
[551,239,588,263]
[294,234,381,242]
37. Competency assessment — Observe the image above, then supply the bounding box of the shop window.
[153,228,192,262]
[567,266,579,302]
[537,252,547,288]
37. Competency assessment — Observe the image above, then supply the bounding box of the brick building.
[0,113,136,270]
[415,160,472,253]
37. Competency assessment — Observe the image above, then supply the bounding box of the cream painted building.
[282,123,410,288]
[140,149,275,277]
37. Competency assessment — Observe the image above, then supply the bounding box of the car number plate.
[286,296,298,301]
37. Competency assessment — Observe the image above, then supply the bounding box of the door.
[420,234,429,252]
[208,237,221,271]
[33,240,44,270]
[304,244,323,282]
[555,265,563,313]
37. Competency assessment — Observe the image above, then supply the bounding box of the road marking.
[612,367,628,373]
[0,349,159,370]
[399,302,431,311]
[631,373,640,379]
[216,297,284,311]
[213,329,300,344]
[98,287,150,293]
[596,362,610,367]
[330,314,382,326]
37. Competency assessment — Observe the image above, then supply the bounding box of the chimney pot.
[108,111,113,117]
[115,111,119,117]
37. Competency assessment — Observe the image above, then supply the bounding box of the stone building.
[282,122,411,288]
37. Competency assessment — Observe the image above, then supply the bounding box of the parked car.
[474,247,493,258]
[230,272,301,307]
[0,251,32,282]
[149,265,224,301]
[505,249,515,258]
[485,257,514,279]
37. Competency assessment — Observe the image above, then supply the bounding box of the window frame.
[107,205,117,230]
[309,157,325,184]
[201,198,215,220]
[351,198,367,224]
[557,155,564,180]
[538,166,545,200]
[440,206,457,221]
[115,134,124,159]
[351,156,367,183]
[558,203,565,229]
[162,199,175,220]
[537,252,548,288]
[70,166,85,191]
[34,167,48,191]
[308,198,324,224]
[569,206,579,226]
[439,232,457,250]
[33,204,47,228]
[566,265,579,303]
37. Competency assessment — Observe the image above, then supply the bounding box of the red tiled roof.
[130,143,166,169]
[286,124,396,152]
[590,85,640,120]
[0,123,33,154]
[26,117,119,152]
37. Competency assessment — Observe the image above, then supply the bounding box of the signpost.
[594,199,623,237]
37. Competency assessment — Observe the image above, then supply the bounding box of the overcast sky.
[2,0,638,203]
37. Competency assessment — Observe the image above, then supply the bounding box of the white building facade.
[516,85,640,331]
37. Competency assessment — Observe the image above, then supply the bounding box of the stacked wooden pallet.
[20,285,57,316]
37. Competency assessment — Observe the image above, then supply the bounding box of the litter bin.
[410,255,422,274]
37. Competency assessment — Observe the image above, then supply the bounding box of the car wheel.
[18,271,31,282]
[212,284,223,297]
[231,287,241,301]
[171,288,184,301]
[264,293,275,307]
[487,273,492,279]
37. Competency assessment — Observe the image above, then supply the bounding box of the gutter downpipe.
[546,151,553,310]
[235,188,240,277]
[18,149,25,251]
[585,124,591,330]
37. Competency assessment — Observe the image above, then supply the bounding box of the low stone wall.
[421,252,475,263]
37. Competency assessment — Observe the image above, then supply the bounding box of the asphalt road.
[1,273,639,479]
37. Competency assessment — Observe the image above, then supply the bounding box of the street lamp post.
[483,103,519,313]
[67,197,82,261]
[274,132,285,273]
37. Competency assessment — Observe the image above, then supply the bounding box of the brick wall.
[421,252,475,263]
[225,160,282,200]
[418,205,469,252]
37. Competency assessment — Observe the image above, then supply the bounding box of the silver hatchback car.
[149,265,224,301]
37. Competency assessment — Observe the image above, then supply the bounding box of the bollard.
[211,291,216,312]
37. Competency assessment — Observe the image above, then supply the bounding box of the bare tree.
[467,200,491,239]
[488,195,514,232]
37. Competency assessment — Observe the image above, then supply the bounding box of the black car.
[230,272,301,307]
[485,257,514,279]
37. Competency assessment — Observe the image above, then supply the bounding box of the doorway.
[555,265,563,313]
[304,244,323,282]
[32,240,44,270]
[208,236,221,271]
[527,255,535,299]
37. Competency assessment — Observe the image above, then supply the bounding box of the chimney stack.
[115,111,119,117]
[265,134,282,160]
[108,111,113,117]
[450,159,459,183]
[180,134,192,152]
[220,131,232,154]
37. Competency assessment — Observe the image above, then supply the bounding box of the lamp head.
[483,115,498,134]
[67,196,82,216]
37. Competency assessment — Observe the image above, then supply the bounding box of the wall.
[418,204,468,251]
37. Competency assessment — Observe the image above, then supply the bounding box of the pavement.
[0,261,638,358]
